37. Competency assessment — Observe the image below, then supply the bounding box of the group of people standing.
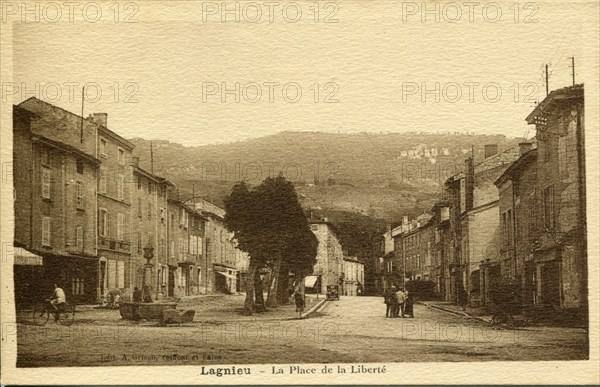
[383,285,414,318]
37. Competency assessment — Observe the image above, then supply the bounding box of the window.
[108,260,117,288]
[100,138,107,157]
[42,167,51,199]
[507,209,513,244]
[99,209,109,237]
[137,176,142,190]
[99,167,107,194]
[41,149,50,165]
[76,225,83,251]
[42,217,51,246]
[117,261,125,288]
[76,181,84,209]
[542,186,555,230]
[117,175,125,200]
[160,238,165,258]
[72,277,85,295]
[310,224,318,231]
[118,148,125,165]
[148,181,153,194]
[170,240,175,258]
[137,232,142,253]
[179,238,183,258]
[502,212,507,244]
[117,213,125,240]
[147,201,153,220]
[76,159,84,174]
[137,198,142,218]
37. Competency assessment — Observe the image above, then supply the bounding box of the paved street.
[15,296,588,367]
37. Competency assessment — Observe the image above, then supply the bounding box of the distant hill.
[130,131,521,223]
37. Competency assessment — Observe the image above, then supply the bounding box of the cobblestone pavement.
[13,296,588,367]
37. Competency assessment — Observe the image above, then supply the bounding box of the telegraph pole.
[150,141,154,174]
[80,86,85,143]
[545,64,549,96]
[570,57,575,85]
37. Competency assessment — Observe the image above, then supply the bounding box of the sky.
[8,1,599,146]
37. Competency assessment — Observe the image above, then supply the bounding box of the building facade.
[13,102,101,305]
[343,256,365,296]
[525,84,586,312]
[309,220,343,294]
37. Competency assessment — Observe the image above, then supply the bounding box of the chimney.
[91,113,108,127]
[132,156,140,167]
[519,142,533,156]
[484,144,498,159]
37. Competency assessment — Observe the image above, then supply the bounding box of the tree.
[224,176,317,314]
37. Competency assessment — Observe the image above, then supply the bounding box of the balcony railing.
[98,237,131,253]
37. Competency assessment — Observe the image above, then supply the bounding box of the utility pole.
[545,64,549,96]
[570,57,575,85]
[80,86,85,143]
[150,141,154,174]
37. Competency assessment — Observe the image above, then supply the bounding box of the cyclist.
[50,283,66,321]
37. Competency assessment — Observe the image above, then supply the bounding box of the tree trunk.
[254,268,266,312]
[266,257,282,308]
[243,260,257,315]
[277,266,290,304]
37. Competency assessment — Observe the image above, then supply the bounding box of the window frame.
[42,216,51,246]
[76,181,84,209]
[100,138,108,158]
[42,166,52,199]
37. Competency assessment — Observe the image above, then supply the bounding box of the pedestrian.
[458,286,468,311]
[395,287,406,318]
[404,290,414,318]
[294,290,305,319]
[383,286,395,318]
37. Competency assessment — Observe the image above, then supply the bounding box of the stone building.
[343,256,364,296]
[524,84,587,312]
[166,197,206,297]
[13,101,101,305]
[95,122,135,302]
[444,145,519,306]
[494,144,538,306]
[130,163,172,299]
[308,220,343,294]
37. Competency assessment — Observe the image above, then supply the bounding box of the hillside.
[130,131,520,220]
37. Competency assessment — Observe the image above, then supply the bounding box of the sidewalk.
[418,300,493,323]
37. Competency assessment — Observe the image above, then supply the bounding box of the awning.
[216,271,238,280]
[14,248,43,266]
[304,276,318,288]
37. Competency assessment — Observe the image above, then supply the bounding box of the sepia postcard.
[1,0,599,385]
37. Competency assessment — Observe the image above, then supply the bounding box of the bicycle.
[31,299,75,326]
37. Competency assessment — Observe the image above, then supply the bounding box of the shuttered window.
[42,167,51,199]
[108,260,117,289]
[117,213,125,240]
[117,261,125,288]
[42,217,51,246]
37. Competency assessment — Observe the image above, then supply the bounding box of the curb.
[301,298,327,319]
[418,301,489,323]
